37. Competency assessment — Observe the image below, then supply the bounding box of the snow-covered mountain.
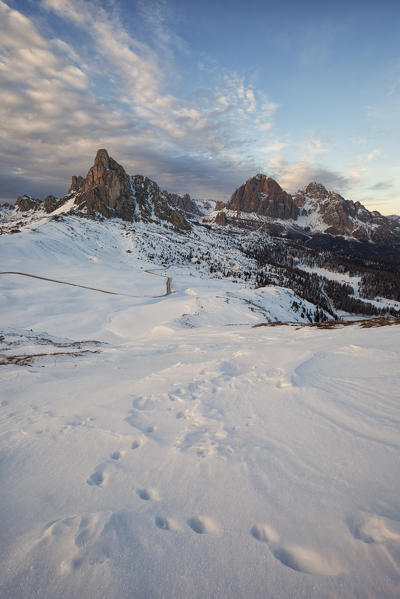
[2,149,400,322]
[207,174,400,242]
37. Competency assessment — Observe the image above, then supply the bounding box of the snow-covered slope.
[1,214,400,599]
[0,215,322,332]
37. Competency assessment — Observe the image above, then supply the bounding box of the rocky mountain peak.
[64,149,132,221]
[304,182,329,198]
[94,148,111,168]
[15,195,41,212]
[225,174,299,220]
[64,149,190,230]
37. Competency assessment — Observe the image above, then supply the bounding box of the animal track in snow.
[270,544,342,576]
[265,367,285,379]
[74,514,102,548]
[87,468,107,487]
[347,512,400,544]
[125,414,157,436]
[132,396,156,411]
[187,516,219,534]
[251,523,343,576]
[137,488,159,501]
[155,516,178,531]
[176,428,233,459]
[251,523,279,544]
[40,511,140,574]
[111,450,124,460]
[131,440,142,449]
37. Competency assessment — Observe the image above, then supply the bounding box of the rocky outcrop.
[167,192,201,215]
[208,174,399,242]
[69,176,84,193]
[11,149,191,231]
[294,182,400,241]
[62,149,190,230]
[45,149,190,230]
[128,174,191,230]
[215,211,227,226]
[15,195,41,211]
[43,195,58,213]
[226,174,299,220]
[69,149,134,220]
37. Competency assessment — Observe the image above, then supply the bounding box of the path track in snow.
[0,270,173,298]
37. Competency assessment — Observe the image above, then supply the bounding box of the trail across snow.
[0,269,173,298]
[1,217,399,599]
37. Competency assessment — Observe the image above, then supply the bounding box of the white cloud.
[268,157,350,193]
[348,166,367,181]
[258,122,273,131]
[366,148,381,161]
[301,138,329,157]
[246,89,256,113]
[260,142,287,153]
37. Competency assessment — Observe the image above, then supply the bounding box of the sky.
[0,0,399,213]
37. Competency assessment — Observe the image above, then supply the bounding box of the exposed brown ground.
[0,349,101,366]
[253,316,400,329]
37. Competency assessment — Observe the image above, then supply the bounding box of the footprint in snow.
[137,488,159,501]
[87,468,107,487]
[132,396,156,411]
[251,523,279,544]
[155,516,179,531]
[187,516,219,534]
[131,440,142,450]
[270,544,343,576]
[347,512,400,544]
[251,523,343,576]
[110,450,124,460]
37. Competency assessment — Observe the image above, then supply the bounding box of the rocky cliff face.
[294,182,399,241]
[69,149,191,229]
[68,149,136,221]
[14,149,191,231]
[167,193,201,215]
[226,174,299,220]
[15,195,41,211]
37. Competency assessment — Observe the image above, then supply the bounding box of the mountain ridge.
[13,149,191,231]
[6,149,400,244]
[1,149,400,322]
[209,174,400,242]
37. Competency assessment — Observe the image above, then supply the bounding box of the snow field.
[0,216,399,598]
[1,324,399,598]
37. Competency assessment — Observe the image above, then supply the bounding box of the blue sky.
[1,0,399,213]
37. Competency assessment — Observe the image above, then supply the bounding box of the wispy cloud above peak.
[268,157,350,194]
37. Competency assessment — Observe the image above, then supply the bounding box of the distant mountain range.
[207,175,400,243]
[1,149,400,322]
[6,148,399,244]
